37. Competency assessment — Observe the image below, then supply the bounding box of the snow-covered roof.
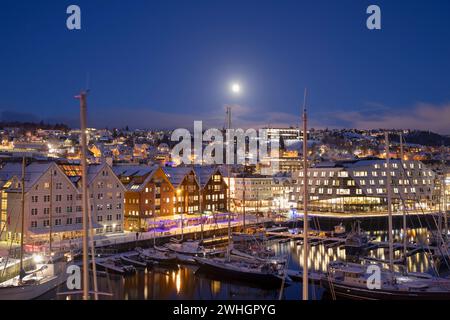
[112,165,156,178]
[193,166,220,188]
[162,166,197,188]
[0,162,54,193]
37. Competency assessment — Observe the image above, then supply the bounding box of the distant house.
[193,166,227,213]
[113,165,174,231]
[163,167,200,215]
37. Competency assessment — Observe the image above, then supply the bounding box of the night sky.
[1,0,450,132]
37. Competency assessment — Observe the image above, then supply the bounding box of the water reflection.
[43,228,440,300]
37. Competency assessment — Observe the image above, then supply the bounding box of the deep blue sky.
[1,0,450,132]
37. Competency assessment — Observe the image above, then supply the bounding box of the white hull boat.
[0,261,69,300]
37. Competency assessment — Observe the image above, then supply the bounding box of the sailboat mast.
[444,173,448,239]
[243,174,246,231]
[78,91,90,300]
[400,132,407,264]
[49,167,53,256]
[226,106,232,260]
[302,89,309,301]
[200,181,203,242]
[19,156,26,278]
[385,132,394,272]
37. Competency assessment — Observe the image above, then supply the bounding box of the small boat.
[175,254,197,265]
[195,257,289,288]
[137,248,177,265]
[345,222,370,258]
[232,229,267,243]
[164,240,203,256]
[164,240,221,257]
[95,258,136,275]
[154,245,170,253]
[120,254,148,268]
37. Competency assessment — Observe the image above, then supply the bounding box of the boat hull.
[195,258,286,288]
[0,269,68,300]
[322,280,450,300]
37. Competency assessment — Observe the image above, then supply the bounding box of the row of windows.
[96,181,120,189]
[299,166,431,179]
[127,205,203,216]
[127,195,200,205]
[299,171,347,178]
[299,187,430,195]
[298,178,433,187]
[31,216,83,228]
[235,180,273,185]
[31,206,83,215]
[95,225,122,234]
[31,192,123,203]
[93,203,122,211]
[30,202,122,216]
[97,214,122,222]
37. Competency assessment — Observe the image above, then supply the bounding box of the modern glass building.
[291,159,437,214]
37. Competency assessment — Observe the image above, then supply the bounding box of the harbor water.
[41,226,445,300]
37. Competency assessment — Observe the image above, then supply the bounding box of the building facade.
[193,166,227,213]
[291,159,436,214]
[0,161,126,246]
[113,165,175,231]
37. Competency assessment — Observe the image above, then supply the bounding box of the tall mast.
[199,179,203,242]
[49,166,53,256]
[226,106,232,260]
[19,156,26,279]
[243,173,246,231]
[302,88,309,301]
[87,193,99,300]
[444,171,448,240]
[400,132,407,264]
[77,91,90,300]
[385,132,394,272]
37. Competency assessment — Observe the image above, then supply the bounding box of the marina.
[31,222,449,300]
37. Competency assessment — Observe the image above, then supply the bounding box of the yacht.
[322,261,450,300]
[0,256,69,300]
[195,256,289,288]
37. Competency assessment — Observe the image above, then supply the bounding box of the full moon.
[231,83,241,94]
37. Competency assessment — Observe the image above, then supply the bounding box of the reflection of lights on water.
[176,271,181,294]
[211,280,221,295]
[144,268,148,299]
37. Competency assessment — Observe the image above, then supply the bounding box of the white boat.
[138,248,177,265]
[0,260,69,300]
[164,240,220,257]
